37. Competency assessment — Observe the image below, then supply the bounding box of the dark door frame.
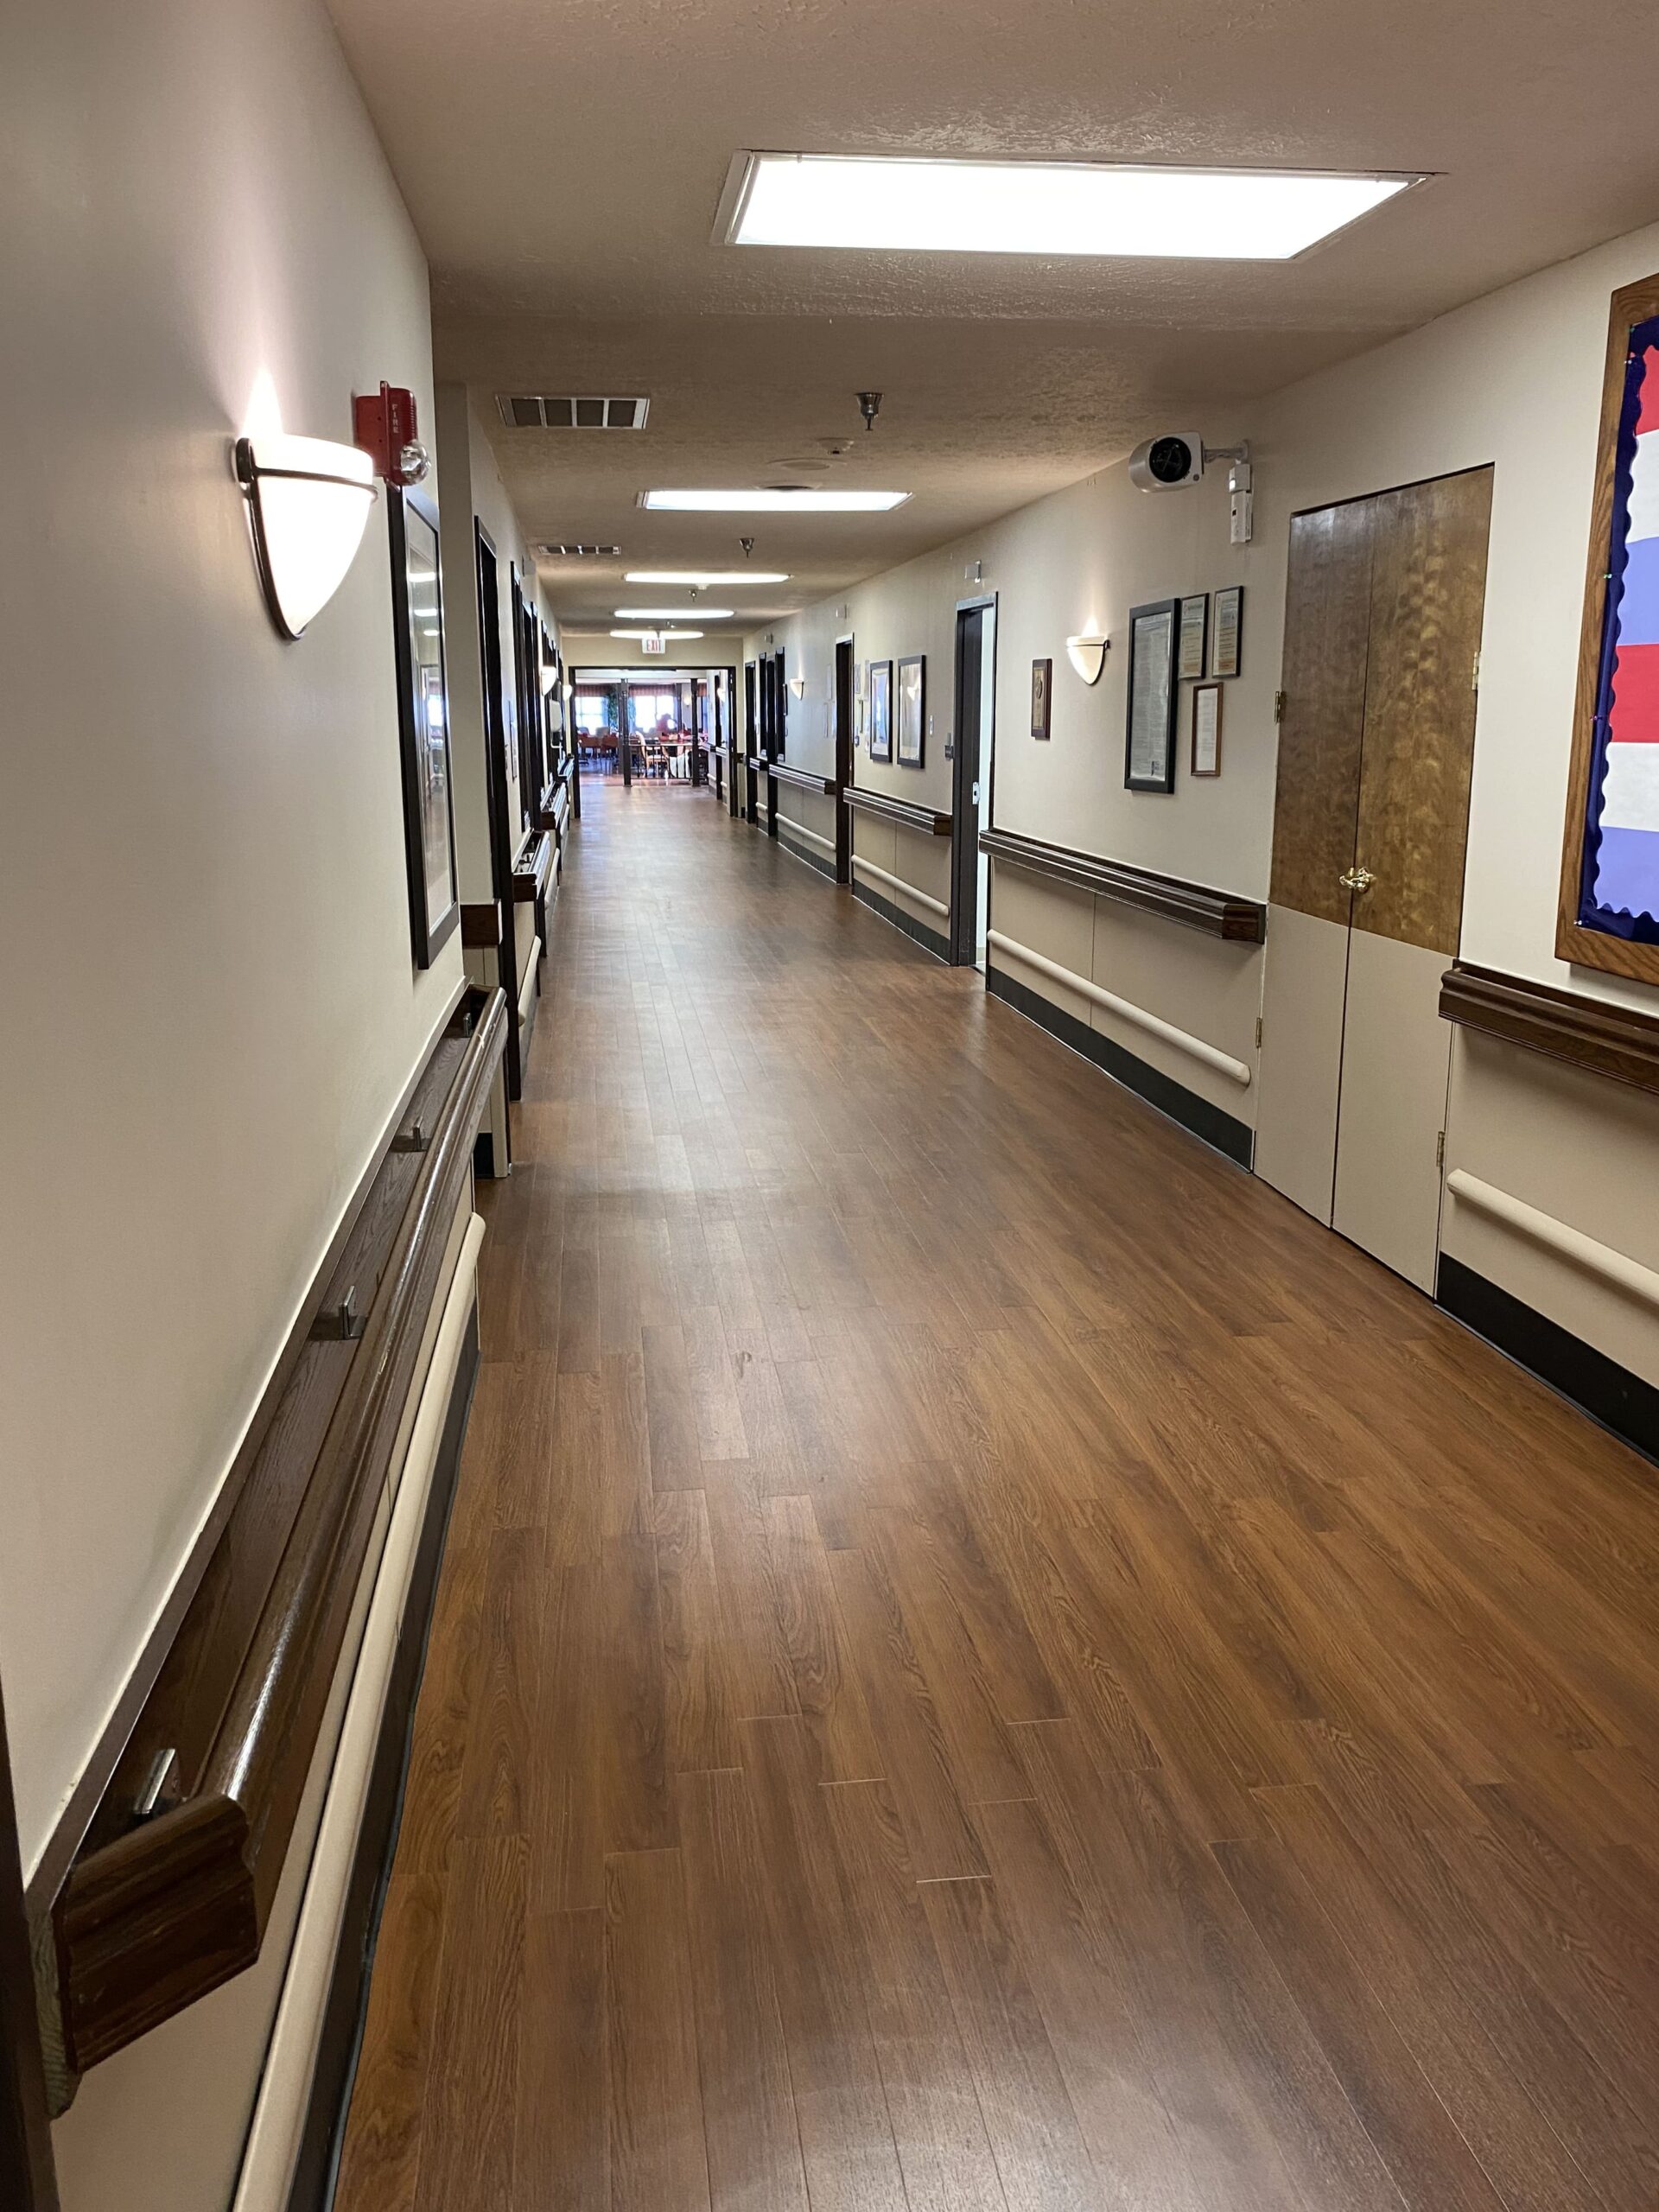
[949,593,997,965]
[1,1685,59,2212]
[833,635,855,883]
[476,524,524,1105]
[742,659,759,823]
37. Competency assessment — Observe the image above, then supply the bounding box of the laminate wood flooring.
[336,774,1659,2212]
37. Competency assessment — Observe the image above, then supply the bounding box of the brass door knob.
[1339,867,1376,893]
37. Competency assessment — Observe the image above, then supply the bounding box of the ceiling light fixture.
[722,153,1421,260]
[234,433,376,639]
[625,570,791,586]
[616,607,735,620]
[641,489,908,512]
[611,627,704,640]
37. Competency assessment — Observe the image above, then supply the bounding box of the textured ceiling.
[328,0,1659,626]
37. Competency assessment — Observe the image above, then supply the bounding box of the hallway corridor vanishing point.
[337,779,1659,2212]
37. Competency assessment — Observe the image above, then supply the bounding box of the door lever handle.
[1338,867,1376,893]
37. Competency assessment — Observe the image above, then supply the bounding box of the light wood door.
[1259,467,1492,1288]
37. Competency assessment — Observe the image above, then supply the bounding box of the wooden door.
[1256,467,1492,1289]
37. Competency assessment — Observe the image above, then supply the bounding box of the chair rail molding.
[842,785,952,836]
[1440,962,1659,1096]
[979,826,1266,942]
[987,928,1253,1088]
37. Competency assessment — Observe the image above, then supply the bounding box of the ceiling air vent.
[499,396,651,430]
[533,543,621,560]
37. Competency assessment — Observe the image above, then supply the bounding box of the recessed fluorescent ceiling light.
[616,607,735,620]
[611,627,703,639]
[642,489,908,512]
[626,569,791,586]
[727,154,1419,260]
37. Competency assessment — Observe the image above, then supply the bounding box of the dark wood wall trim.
[25,976,471,1923]
[980,827,1267,943]
[1438,1255,1659,1467]
[44,989,506,2094]
[1440,962,1659,1096]
[765,761,837,796]
[460,901,501,950]
[1,1684,58,2211]
[986,963,1255,1168]
[842,786,952,836]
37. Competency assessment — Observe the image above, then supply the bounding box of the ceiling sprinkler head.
[857,391,882,433]
[740,536,755,557]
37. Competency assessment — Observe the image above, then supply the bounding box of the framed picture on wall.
[1178,594,1209,682]
[1030,657,1052,741]
[1191,682,1223,776]
[387,485,460,966]
[868,659,893,761]
[897,655,925,767]
[1558,270,1659,982]
[1210,585,1244,678]
[1125,599,1179,791]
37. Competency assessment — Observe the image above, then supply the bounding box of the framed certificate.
[897,655,925,767]
[1191,683,1222,776]
[1125,600,1179,791]
[868,659,893,761]
[1178,594,1208,682]
[1210,584,1243,678]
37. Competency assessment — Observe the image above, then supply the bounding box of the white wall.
[756,217,1659,1379]
[0,0,454,1878]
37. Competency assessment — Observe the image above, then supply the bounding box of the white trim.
[779,815,836,857]
[853,855,949,918]
[1445,1171,1659,1313]
[987,928,1252,1089]
[231,1211,486,2212]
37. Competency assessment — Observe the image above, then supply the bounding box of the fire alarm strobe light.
[354,383,430,486]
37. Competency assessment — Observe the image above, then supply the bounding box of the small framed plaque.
[1030,657,1052,741]
[897,655,925,767]
[868,659,893,762]
[1125,600,1179,791]
[1178,594,1208,682]
[1191,683,1222,777]
[1210,584,1243,678]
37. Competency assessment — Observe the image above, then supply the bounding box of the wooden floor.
[336,774,1659,2212]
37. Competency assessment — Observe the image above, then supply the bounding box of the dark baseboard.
[1436,1255,1659,1468]
[851,878,950,963]
[986,961,1254,1169]
[291,1301,482,2212]
[777,830,838,884]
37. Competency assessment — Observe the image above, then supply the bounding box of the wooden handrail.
[842,785,952,836]
[1440,962,1659,1096]
[979,827,1266,943]
[765,761,836,796]
[48,989,505,2083]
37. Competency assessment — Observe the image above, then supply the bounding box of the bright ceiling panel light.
[642,488,908,512]
[724,153,1421,261]
[611,627,704,639]
[616,607,735,620]
[234,433,376,639]
[626,570,791,586]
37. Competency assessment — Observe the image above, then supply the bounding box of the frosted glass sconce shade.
[235,434,376,639]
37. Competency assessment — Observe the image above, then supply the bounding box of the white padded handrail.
[853,855,948,918]
[987,928,1252,1089]
[1445,1171,1659,1313]
[780,815,836,856]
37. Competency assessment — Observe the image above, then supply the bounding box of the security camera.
[1128,432,1205,491]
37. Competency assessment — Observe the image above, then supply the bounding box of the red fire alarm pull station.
[353,383,429,485]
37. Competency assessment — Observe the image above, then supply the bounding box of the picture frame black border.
[388,484,461,969]
[1210,583,1244,679]
[1178,593,1209,683]
[897,654,926,769]
[1190,680,1223,777]
[1030,656,1052,741]
[1124,598,1180,793]
[868,658,894,763]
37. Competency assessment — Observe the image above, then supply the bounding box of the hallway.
[337,780,1659,2212]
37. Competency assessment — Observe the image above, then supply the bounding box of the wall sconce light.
[540,655,559,696]
[235,433,376,639]
[1066,632,1109,685]
[788,672,807,699]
